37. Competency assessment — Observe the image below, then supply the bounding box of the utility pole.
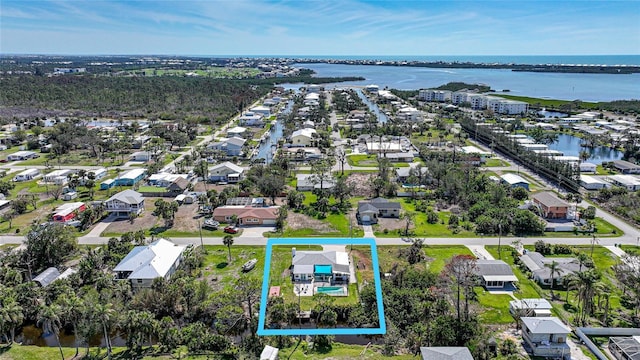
[197,218,204,254]
[498,222,503,260]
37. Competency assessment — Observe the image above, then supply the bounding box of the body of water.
[353,88,388,123]
[548,133,622,164]
[293,63,640,102]
[254,100,290,162]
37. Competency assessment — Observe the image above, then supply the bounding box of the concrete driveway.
[239,225,274,237]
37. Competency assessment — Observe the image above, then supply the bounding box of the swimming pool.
[316,286,347,296]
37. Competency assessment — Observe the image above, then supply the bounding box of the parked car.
[223,226,239,234]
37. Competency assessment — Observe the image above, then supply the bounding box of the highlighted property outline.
[257,237,386,336]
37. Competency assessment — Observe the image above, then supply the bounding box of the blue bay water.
[294,63,640,102]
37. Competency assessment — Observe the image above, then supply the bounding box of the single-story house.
[580,175,609,190]
[500,173,530,190]
[296,174,335,191]
[419,347,474,360]
[166,178,190,195]
[607,174,640,191]
[612,160,640,174]
[291,248,350,284]
[207,137,246,157]
[519,251,581,286]
[532,192,570,219]
[61,191,78,201]
[509,298,553,318]
[290,128,317,147]
[43,169,76,185]
[579,162,597,173]
[115,169,146,186]
[521,317,571,358]
[148,173,188,187]
[13,169,40,182]
[113,239,186,290]
[460,146,491,164]
[7,150,39,161]
[83,168,108,183]
[474,260,518,289]
[100,178,116,190]
[357,198,401,224]
[250,105,271,116]
[208,162,245,183]
[226,126,247,138]
[105,189,145,218]
[366,142,403,154]
[52,202,86,222]
[378,152,415,163]
[212,206,279,225]
[130,151,152,162]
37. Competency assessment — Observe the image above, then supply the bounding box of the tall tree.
[223,235,234,263]
[37,304,65,360]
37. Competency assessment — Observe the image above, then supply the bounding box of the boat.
[242,258,258,272]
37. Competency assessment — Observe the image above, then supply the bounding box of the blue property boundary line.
[257,237,386,336]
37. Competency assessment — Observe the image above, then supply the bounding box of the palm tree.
[545,260,563,299]
[223,235,234,263]
[37,304,65,360]
[0,301,23,344]
[574,269,601,325]
[94,303,115,359]
[58,294,84,357]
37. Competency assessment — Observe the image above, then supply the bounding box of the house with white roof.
[607,174,640,191]
[105,189,145,218]
[7,150,39,161]
[509,298,553,318]
[290,128,316,147]
[43,169,76,185]
[130,151,152,162]
[13,169,40,182]
[520,317,571,358]
[579,162,597,173]
[238,112,264,127]
[291,248,350,284]
[500,173,530,190]
[52,202,86,222]
[115,168,146,186]
[226,126,247,138]
[250,105,271,116]
[208,162,244,183]
[580,175,609,190]
[207,137,246,157]
[113,239,186,290]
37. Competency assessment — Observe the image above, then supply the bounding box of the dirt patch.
[376,217,405,232]
[345,173,375,197]
[351,249,372,270]
[103,196,162,234]
[170,203,201,232]
[287,211,335,233]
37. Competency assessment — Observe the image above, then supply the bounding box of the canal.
[253,100,291,163]
[353,88,388,123]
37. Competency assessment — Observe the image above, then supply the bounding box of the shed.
[33,267,61,287]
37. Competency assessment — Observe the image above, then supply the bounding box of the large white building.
[445,91,529,114]
[418,89,452,102]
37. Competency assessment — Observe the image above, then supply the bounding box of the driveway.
[239,225,274,237]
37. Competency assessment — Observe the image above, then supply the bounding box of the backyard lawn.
[475,289,516,324]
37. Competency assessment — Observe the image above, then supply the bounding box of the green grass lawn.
[484,158,510,167]
[137,185,167,193]
[620,245,640,255]
[475,289,516,324]
[490,94,598,109]
[485,245,542,299]
[201,245,265,287]
[346,154,377,167]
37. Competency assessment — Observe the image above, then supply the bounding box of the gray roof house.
[419,347,474,360]
[291,248,350,284]
[114,239,186,290]
[474,260,518,289]
[296,174,336,192]
[519,251,581,286]
[33,267,61,287]
[208,162,245,183]
[208,137,246,157]
[357,198,401,224]
[105,189,145,218]
[396,165,429,183]
[520,317,571,358]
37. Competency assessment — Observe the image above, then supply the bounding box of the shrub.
[552,244,573,254]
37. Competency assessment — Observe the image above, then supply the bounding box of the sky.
[1,0,639,56]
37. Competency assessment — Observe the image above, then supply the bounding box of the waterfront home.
[509,298,553,318]
[238,112,264,127]
[52,202,86,222]
[7,150,39,161]
[105,189,145,218]
[532,192,570,219]
[226,126,247,138]
[208,162,244,183]
[207,137,246,157]
[500,173,530,190]
[290,128,316,147]
[357,198,401,224]
[291,248,350,284]
[474,260,518,289]
[519,251,580,286]
[250,105,271,116]
[520,317,570,358]
[13,169,40,182]
[606,174,640,191]
[113,239,186,290]
[612,160,640,174]
[115,169,146,186]
[580,175,609,190]
[579,162,597,173]
[212,206,279,225]
[419,347,474,360]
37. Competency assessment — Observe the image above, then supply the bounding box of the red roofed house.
[212,206,279,225]
[52,202,86,222]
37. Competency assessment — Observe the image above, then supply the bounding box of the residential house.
[239,112,264,127]
[166,178,190,195]
[62,191,78,201]
[82,168,108,183]
[33,267,77,287]
[212,206,279,225]
[379,152,415,163]
[43,169,76,185]
[105,189,145,218]
[580,175,609,190]
[113,239,186,290]
[520,317,571,358]
[607,175,640,191]
[579,162,597,173]
[148,173,188,187]
[100,178,116,190]
[419,347,474,360]
[250,106,271,116]
[52,202,86,222]
[226,126,247,138]
[612,160,640,174]
[13,169,40,182]
[296,174,335,191]
[207,137,246,157]
[519,251,581,286]
[509,298,553,318]
[130,151,152,162]
[291,248,350,284]
[208,162,245,183]
[290,128,317,147]
[500,173,530,190]
[474,260,518,289]
[396,165,429,184]
[533,192,570,219]
[7,150,39,161]
[357,198,401,224]
[115,169,146,186]
[366,141,403,154]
